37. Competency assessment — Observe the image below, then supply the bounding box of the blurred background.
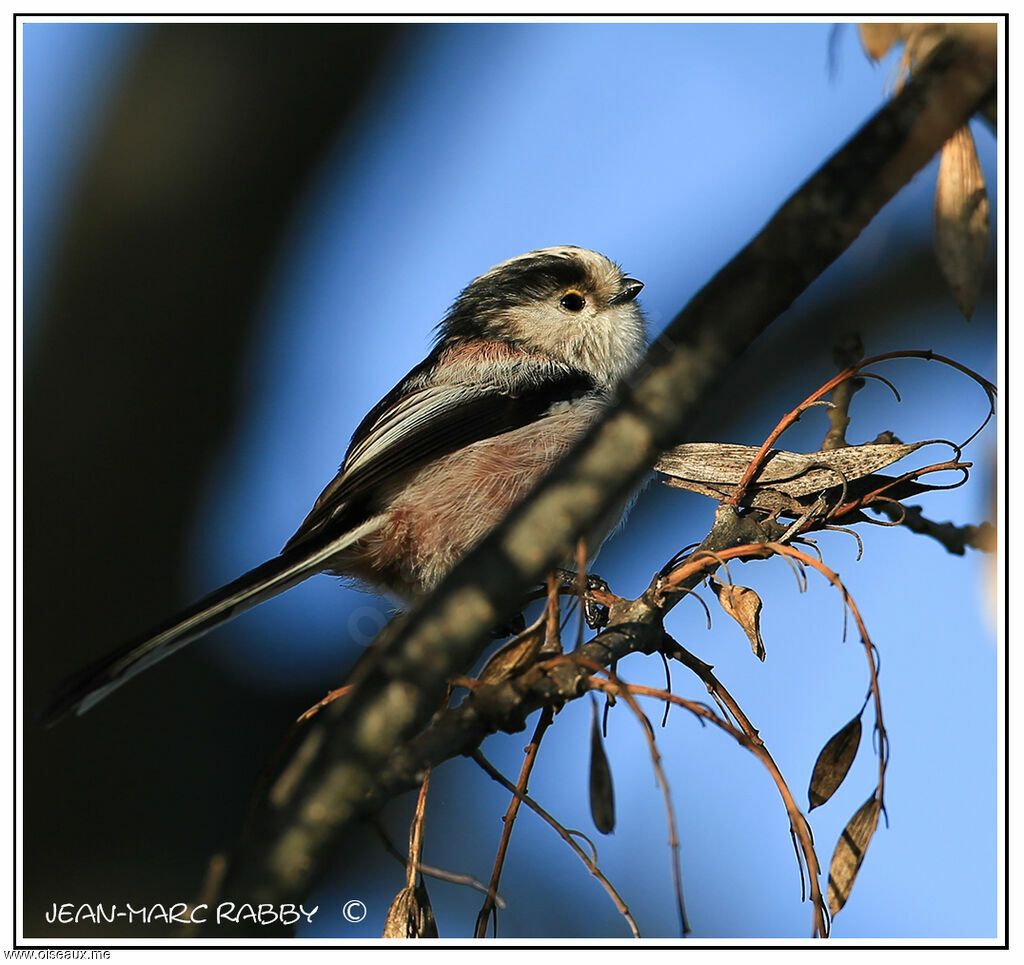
[22,20,998,941]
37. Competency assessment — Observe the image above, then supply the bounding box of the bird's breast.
[330,396,607,598]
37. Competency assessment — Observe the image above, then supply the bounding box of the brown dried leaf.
[589,700,615,834]
[827,794,882,916]
[808,714,863,810]
[917,23,996,63]
[711,579,765,660]
[860,23,990,68]
[655,441,929,514]
[656,442,928,490]
[898,24,944,74]
[859,23,997,125]
[383,881,438,938]
[476,620,545,685]
[858,23,904,60]
[935,124,990,319]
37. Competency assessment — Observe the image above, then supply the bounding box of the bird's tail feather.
[40,515,387,724]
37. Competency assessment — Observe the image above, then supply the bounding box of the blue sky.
[24,20,999,941]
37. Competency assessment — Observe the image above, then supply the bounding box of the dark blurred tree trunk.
[24,23,406,936]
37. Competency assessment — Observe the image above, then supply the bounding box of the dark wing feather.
[344,346,444,463]
[284,363,597,553]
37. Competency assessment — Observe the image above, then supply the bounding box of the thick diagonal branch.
[204,38,996,927]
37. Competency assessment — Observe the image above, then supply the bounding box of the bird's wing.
[41,353,597,723]
[284,360,598,552]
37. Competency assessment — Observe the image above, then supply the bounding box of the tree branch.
[871,502,996,553]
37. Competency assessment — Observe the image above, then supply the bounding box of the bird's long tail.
[40,515,387,724]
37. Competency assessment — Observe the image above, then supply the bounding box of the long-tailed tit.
[43,246,647,722]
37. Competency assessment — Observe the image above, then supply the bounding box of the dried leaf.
[657,442,927,489]
[861,22,997,66]
[827,794,881,916]
[859,23,952,71]
[589,700,615,834]
[898,25,944,75]
[859,22,996,128]
[858,23,903,60]
[710,580,765,660]
[935,124,990,320]
[808,714,863,810]
[477,620,545,685]
[383,880,438,938]
[655,441,929,514]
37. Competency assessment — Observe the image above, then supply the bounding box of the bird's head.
[438,246,647,386]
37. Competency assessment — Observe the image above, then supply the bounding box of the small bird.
[42,246,647,722]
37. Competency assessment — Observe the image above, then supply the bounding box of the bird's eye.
[560,292,586,312]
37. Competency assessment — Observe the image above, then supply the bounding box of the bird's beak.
[608,278,644,305]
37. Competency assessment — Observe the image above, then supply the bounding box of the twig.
[474,707,554,938]
[545,572,562,653]
[360,505,890,939]
[407,768,431,889]
[296,684,354,724]
[370,821,506,906]
[240,684,355,834]
[871,502,995,554]
[471,750,641,938]
[663,634,764,746]
[822,335,864,450]
[729,350,992,510]
[368,513,778,809]
[830,459,971,518]
[766,544,888,807]
[661,543,775,595]
[575,538,587,651]
[587,676,829,938]
[672,539,888,829]
[576,658,690,935]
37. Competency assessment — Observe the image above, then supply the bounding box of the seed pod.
[383,880,438,938]
[589,700,615,834]
[827,794,882,916]
[808,714,863,810]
